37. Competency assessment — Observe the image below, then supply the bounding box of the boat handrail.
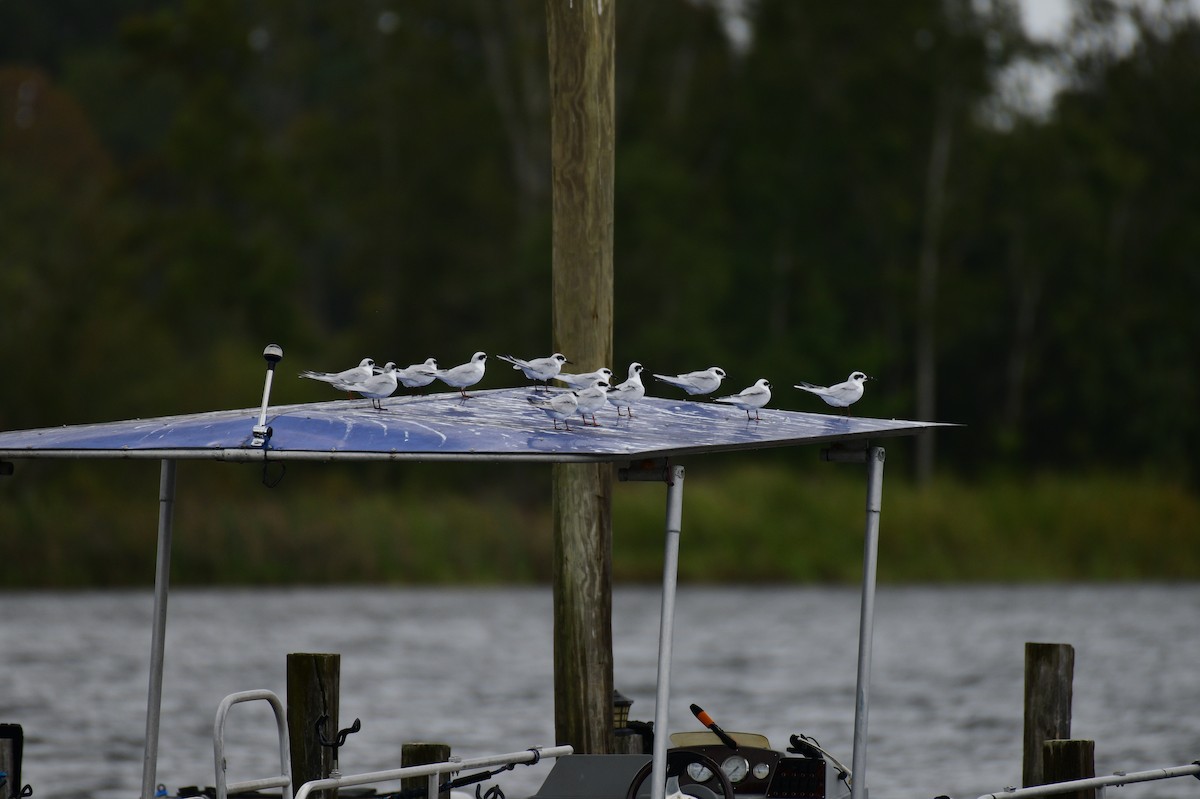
[293,744,575,799]
[973,761,1200,799]
[213,689,293,799]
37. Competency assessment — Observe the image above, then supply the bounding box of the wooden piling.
[546,0,616,756]
[288,652,340,799]
[1023,642,1074,787]
[401,742,452,798]
[1042,739,1096,799]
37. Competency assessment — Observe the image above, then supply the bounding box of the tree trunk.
[915,85,954,484]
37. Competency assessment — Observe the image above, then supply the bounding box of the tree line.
[1,0,1197,484]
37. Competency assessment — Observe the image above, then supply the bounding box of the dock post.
[548,0,616,758]
[402,742,452,799]
[288,653,341,798]
[1023,642,1075,787]
[850,446,884,799]
[1042,739,1096,799]
[552,462,615,756]
[140,459,177,799]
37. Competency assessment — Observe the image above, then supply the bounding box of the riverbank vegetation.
[3,462,1197,587]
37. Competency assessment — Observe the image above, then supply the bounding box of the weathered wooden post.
[288,652,340,798]
[1023,642,1074,787]
[1042,739,1096,799]
[402,742,452,798]
[546,0,616,755]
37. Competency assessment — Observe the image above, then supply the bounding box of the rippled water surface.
[3,585,1198,799]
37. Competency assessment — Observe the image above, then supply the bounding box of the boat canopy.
[0,368,949,799]
[0,387,943,463]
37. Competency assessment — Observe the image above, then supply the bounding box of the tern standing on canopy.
[795,372,872,412]
[436,352,488,398]
[299,357,375,393]
[498,353,571,392]
[715,379,772,421]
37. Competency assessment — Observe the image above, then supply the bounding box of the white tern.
[794,371,871,410]
[715,378,772,421]
[299,357,375,393]
[607,362,646,417]
[652,366,727,396]
[436,352,488,398]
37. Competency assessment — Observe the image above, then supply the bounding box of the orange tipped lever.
[690,703,739,750]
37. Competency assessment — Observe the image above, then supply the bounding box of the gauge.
[686,762,714,782]
[721,755,750,783]
[752,762,771,781]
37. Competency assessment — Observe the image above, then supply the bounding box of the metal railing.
[973,762,1200,799]
[293,745,574,799]
[210,689,571,799]
[213,689,293,799]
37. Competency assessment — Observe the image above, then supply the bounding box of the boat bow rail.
[970,761,1200,799]
[292,745,575,799]
[211,688,573,799]
[214,690,292,799]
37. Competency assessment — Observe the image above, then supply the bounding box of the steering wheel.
[625,750,735,799]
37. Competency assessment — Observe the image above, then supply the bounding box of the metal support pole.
[851,447,885,799]
[651,465,685,799]
[141,459,177,799]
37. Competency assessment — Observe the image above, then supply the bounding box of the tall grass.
[2,461,1198,587]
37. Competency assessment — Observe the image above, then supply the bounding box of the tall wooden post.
[546,0,616,754]
[1023,642,1074,787]
[288,652,340,798]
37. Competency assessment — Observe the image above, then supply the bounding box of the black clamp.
[316,714,362,771]
[317,714,361,749]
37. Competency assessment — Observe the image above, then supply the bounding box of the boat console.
[531,730,849,799]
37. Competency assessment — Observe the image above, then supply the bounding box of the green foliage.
[4,463,1198,587]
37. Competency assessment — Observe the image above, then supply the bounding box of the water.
[2,585,1198,799]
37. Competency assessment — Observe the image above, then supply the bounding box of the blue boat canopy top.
[0,388,949,464]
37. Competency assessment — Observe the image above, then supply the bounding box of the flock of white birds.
[300,352,871,430]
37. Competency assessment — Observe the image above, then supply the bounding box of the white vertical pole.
[651,465,686,799]
[850,447,885,799]
[142,459,177,799]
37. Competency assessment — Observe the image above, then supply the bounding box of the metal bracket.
[821,440,877,464]
[618,458,674,484]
